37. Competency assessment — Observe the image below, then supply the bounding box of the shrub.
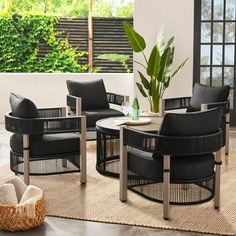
[0,13,88,72]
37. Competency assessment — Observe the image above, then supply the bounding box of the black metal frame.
[123,127,222,156]
[96,127,120,178]
[127,169,215,205]
[67,92,128,140]
[5,107,85,178]
[194,0,236,124]
[5,109,83,135]
[121,125,222,205]
[163,97,229,150]
[67,92,128,111]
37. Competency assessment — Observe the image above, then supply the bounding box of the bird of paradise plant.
[123,21,188,113]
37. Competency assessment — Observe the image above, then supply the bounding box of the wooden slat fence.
[39,17,133,73]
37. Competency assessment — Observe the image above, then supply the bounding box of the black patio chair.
[66,79,128,139]
[120,108,223,220]
[161,83,230,155]
[5,93,87,185]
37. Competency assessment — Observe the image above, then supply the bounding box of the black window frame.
[194,0,236,125]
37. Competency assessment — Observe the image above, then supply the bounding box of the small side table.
[96,116,162,177]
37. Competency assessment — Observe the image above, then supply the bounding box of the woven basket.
[0,199,45,231]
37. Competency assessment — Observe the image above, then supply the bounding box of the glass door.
[194,0,236,125]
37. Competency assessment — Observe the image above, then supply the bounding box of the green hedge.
[0,14,88,72]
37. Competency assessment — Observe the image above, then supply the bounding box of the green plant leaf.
[123,21,146,52]
[149,80,153,96]
[138,71,150,90]
[166,36,174,48]
[163,76,171,89]
[156,25,165,55]
[0,14,88,73]
[97,53,130,72]
[171,58,189,78]
[97,53,129,63]
[166,47,175,67]
[147,45,160,77]
[136,82,148,97]
[157,47,171,82]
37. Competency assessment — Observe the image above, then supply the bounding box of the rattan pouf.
[0,199,45,231]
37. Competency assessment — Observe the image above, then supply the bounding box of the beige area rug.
[1,143,236,235]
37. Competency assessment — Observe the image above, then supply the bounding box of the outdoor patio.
[0,0,236,235]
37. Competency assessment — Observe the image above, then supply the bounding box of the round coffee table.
[96,116,162,177]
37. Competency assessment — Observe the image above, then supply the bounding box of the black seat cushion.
[9,93,40,118]
[10,133,80,156]
[83,108,124,127]
[128,149,215,181]
[187,83,230,112]
[159,108,222,136]
[66,79,109,110]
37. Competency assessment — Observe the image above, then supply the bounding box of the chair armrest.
[38,107,66,118]
[201,100,230,115]
[163,97,191,111]
[5,112,86,135]
[67,94,82,116]
[106,92,129,106]
[122,126,222,156]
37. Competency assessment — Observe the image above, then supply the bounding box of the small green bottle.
[132,96,140,120]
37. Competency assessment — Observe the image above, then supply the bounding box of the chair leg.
[61,107,67,117]
[225,113,230,156]
[23,134,30,185]
[163,155,170,220]
[120,126,128,202]
[76,97,82,116]
[61,107,68,167]
[62,159,67,167]
[80,116,87,184]
[214,149,222,209]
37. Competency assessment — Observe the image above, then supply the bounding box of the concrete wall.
[0,73,134,123]
[134,0,194,110]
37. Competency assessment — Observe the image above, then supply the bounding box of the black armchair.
[66,79,128,139]
[162,83,230,155]
[5,93,87,185]
[120,108,223,220]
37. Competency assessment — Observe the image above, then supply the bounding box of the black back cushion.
[9,93,40,118]
[187,83,230,112]
[66,79,109,110]
[159,108,223,136]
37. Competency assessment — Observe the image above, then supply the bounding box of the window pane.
[225,45,235,65]
[213,45,222,65]
[213,0,224,20]
[202,0,212,20]
[200,67,211,85]
[212,67,222,86]
[213,22,223,43]
[201,45,211,65]
[226,0,236,20]
[201,23,211,43]
[225,22,235,43]
[224,67,234,87]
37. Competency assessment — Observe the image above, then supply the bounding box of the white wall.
[134,0,194,110]
[0,73,134,123]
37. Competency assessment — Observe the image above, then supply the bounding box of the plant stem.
[141,51,148,65]
[134,60,146,70]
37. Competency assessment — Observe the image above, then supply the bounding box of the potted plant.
[123,21,188,113]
